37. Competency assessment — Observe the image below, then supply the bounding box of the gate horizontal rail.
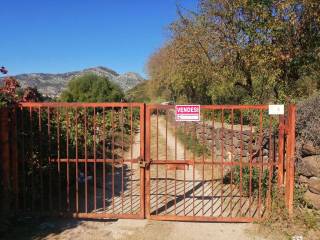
[20,102,143,107]
[50,158,140,163]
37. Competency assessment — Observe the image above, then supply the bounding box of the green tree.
[147,0,320,104]
[60,73,124,102]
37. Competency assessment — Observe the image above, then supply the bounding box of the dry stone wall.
[193,124,273,163]
[167,110,274,163]
[298,142,320,209]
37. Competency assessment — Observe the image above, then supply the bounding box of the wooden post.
[285,104,296,216]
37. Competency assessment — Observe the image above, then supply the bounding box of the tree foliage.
[126,81,152,102]
[0,67,44,106]
[60,73,124,102]
[147,0,320,104]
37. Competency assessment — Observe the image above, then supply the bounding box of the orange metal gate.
[145,104,296,222]
[1,103,295,222]
[14,102,145,219]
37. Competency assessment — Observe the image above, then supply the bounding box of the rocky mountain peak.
[0,66,145,98]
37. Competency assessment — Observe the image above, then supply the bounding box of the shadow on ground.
[3,216,117,240]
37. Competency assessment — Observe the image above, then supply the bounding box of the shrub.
[60,73,124,102]
[295,93,320,168]
[224,165,274,198]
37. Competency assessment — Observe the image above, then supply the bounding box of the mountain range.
[1,66,145,98]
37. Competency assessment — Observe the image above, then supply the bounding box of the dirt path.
[153,115,202,179]
[6,217,269,240]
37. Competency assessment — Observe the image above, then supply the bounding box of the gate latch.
[138,157,150,168]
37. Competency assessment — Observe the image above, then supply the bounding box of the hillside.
[0,66,145,98]
[126,80,151,102]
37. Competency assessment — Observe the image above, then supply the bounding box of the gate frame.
[285,105,296,215]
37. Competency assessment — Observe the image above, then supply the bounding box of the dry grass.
[252,189,320,240]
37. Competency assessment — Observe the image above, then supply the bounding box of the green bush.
[224,165,274,198]
[60,73,124,102]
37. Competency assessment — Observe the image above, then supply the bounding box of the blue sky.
[0,0,197,77]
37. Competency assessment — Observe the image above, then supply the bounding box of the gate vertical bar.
[130,106,133,213]
[249,112,253,216]
[277,115,285,188]
[220,109,224,216]
[38,107,44,212]
[93,107,97,210]
[102,107,106,211]
[258,110,263,218]
[211,111,215,216]
[165,110,168,214]
[75,108,79,213]
[47,107,53,211]
[230,109,234,217]
[174,115,177,215]
[156,109,159,215]
[29,107,35,211]
[20,106,26,211]
[11,108,19,211]
[285,104,296,216]
[141,103,147,218]
[66,109,70,211]
[239,110,243,216]
[120,107,124,214]
[84,107,88,213]
[57,109,62,211]
[111,107,115,213]
[267,116,274,211]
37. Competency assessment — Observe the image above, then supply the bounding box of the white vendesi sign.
[268,104,284,115]
[175,105,200,121]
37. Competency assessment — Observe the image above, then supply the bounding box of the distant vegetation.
[146,0,320,104]
[125,81,154,103]
[60,73,124,102]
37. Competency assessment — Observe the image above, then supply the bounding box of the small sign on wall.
[175,105,200,122]
[268,104,284,115]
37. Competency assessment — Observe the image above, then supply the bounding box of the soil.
[4,217,268,240]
